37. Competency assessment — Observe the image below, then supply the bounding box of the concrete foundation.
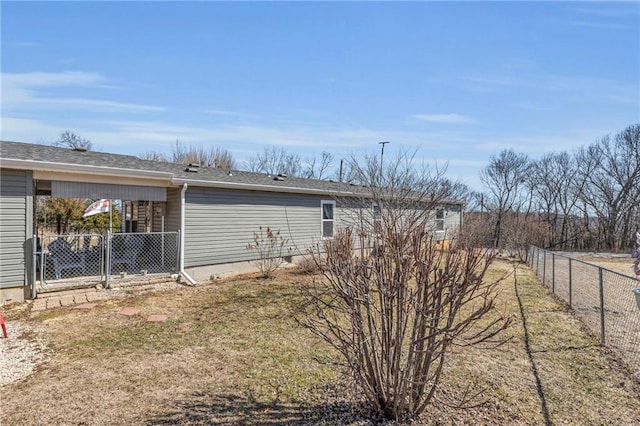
[0,286,30,305]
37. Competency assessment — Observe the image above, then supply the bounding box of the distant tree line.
[471,123,640,253]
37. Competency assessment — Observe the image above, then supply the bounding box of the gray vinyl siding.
[0,168,32,288]
[182,188,463,268]
[151,188,181,232]
[338,202,462,243]
[164,187,181,232]
[184,187,330,267]
[439,204,462,239]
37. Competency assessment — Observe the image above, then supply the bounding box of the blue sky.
[2,1,638,189]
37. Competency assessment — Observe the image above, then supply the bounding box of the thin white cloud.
[471,135,592,156]
[412,113,476,124]
[568,5,640,19]
[2,113,466,159]
[203,109,257,118]
[37,98,165,112]
[569,21,630,30]
[2,71,106,88]
[1,71,165,113]
[0,117,65,143]
[463,73,638,104]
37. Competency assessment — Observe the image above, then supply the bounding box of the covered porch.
[30,178,182,296]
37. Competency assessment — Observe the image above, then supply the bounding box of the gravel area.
[0,320,50,387]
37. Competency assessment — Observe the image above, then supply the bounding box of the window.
[373,203,382,234]
[436,208,445,232]
[321,200,335,239]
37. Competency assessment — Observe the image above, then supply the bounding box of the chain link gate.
[37,234,105,289]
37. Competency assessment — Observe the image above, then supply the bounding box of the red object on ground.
[0,311,7,338]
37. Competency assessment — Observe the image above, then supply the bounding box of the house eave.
[0,158,174,181]
[172,177,358,197]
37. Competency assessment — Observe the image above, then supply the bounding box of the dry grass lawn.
[2,260,640,425]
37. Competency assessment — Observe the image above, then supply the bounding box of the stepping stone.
[147,314,168,322]
[118,307,139,316]
[73,303,97,310]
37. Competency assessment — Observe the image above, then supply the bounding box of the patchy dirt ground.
[1,262,640,425]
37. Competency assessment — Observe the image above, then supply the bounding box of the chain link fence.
[528,246,640,380]
[35,231,179,291]
[109,232,179,276]
[38,234,105,286]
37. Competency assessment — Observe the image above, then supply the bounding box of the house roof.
[0,140,463,204]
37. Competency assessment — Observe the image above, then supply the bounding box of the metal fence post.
[31,234,37,300]
[105,231,111,289]
[536,247,540,275]
[598,267,605,345]
[552,252,555,293]
[543,250,546,284]
[568,257,572,308]
[176,230,181,273]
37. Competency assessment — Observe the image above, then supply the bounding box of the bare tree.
[247,146,302,176]
[480,149,530,248]
[578,124,640,250]
[303,151,334,179]
[171,140,236,169]
[139,140,236,169]
[530,151,594,250]
[138,150,169,162]
[55,130,93,150]
[299,150,511,421]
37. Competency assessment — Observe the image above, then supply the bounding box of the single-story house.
[0,140,464,303]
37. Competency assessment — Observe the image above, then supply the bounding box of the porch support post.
[31,234,37,299]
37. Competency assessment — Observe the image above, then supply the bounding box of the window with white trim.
[436,208,445,232]
[373,203,382,234]
[321,200,336,239]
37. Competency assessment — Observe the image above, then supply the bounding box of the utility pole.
[378,141,390,179]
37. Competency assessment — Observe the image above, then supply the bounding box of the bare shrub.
[301,228,511,420]
[459,212,494,249]
[246,226,289,278]
[295,255,322,275]
[299,150,512,421]
[502,213,551,261]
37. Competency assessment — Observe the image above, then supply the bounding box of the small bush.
[246,226,289,278]
[294,255,321,275]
